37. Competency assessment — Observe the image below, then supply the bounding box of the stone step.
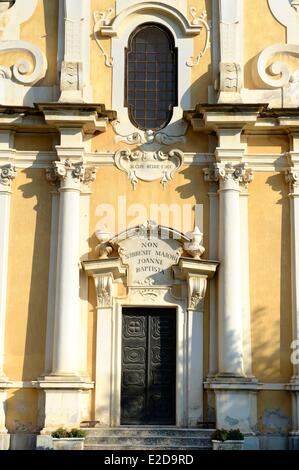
[84,436,211,447]
[82,427,213,438]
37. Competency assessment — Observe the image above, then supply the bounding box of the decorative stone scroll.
[111,121,187,146]
[286,168,299,194]
[256,0,299,102]
[114,149,184,190]
[0,163,16,189]
[0,1,47,85]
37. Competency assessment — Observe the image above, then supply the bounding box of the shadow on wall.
[5,389,39,449]
[17,169,52,383]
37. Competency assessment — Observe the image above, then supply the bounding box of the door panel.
[121,308,176,425]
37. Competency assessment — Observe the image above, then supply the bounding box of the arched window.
[125,23,178,131]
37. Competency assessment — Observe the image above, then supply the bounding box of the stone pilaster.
[285,159,299,447]
[0,163,16,448]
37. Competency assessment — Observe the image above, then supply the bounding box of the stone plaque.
[114,149,184,190]
[118,236,182,286]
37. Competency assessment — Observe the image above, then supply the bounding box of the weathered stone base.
[9,433,36,450]
[289,434,299,450]
[0,433,10,450]
[207,381,258,433]
[36,434,53,450]
[37,379,92,434]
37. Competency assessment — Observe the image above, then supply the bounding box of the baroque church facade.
[0,0,299,450]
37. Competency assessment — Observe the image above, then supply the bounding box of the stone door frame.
[111,292,187,427]
[83,257,218,428]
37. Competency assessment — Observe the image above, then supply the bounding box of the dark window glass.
[125,24,178,131]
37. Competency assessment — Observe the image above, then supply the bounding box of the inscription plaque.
[118,237,182,286]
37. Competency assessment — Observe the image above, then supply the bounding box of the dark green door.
[121,307,176,425]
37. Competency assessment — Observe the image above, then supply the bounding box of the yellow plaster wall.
[249,172,292,383]
[257,391,292,435]
[91,0,115,106]
[5,169,52,381]
[14,133,55,151]
[247,135,290,155]
[189,0,212,105]
[6,389,39,433]
[244,0,286,89]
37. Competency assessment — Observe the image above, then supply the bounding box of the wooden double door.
[121,307,176,425]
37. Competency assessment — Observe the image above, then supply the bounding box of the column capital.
[203,163,253,189]
[0,163,16,191]
[285,168,299,195]
[46,160,96,191]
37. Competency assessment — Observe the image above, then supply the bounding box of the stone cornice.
[184,105,299,135]
[0,103,116,134]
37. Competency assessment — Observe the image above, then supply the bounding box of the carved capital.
[0,163,16,188]
[94,274,113,308]
[286,168,299,194]
[53,159,84,181]
[46,160,94,190]
[82,166,96,186]
[45,166,60,189]
[188,275,207,311]
[203,163,253,189]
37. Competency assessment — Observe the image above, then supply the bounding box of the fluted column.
[0,164,16,381]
